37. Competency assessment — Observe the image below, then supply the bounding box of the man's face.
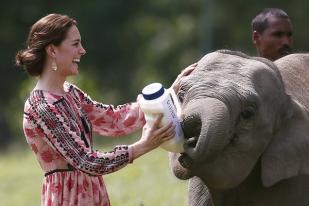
[253,16,293,61]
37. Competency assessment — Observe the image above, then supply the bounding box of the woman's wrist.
[129,140,155,160]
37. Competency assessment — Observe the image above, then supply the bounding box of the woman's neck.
[35,69,67,95]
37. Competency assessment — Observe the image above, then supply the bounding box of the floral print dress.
[23,82,145,206]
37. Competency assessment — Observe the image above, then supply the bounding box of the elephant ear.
[261,99,309,187]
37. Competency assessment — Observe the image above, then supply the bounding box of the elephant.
[169,50,309,206]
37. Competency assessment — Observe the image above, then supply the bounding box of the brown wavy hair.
[15,13,77,76]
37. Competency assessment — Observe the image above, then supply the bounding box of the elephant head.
[170,50,309,190]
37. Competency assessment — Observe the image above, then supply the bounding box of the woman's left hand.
[171,62,197,92]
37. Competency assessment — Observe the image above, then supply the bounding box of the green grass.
[0,147,188,206]
[0,150,42,206]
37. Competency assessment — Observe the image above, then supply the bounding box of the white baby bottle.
[138,82,184,153]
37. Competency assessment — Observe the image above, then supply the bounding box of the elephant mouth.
[182,113,202,147]
[179,113,202,169]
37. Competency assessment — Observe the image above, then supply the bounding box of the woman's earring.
[51,61,57,71]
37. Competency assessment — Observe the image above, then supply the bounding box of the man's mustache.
[279,44,292,54]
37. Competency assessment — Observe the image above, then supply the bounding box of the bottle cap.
[142,83,164,100]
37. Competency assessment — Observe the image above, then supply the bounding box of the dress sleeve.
[71,85,146,136]
[29,98,135,176]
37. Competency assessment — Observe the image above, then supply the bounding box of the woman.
[16,13,193,206]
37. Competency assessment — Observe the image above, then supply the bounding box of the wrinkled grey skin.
[170,50,309,206]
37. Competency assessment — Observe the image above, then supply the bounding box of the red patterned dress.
[23,82,145,206]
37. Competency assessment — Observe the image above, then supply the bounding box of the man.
[251,8,293,61]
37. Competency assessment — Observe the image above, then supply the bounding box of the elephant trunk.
[182,98,230,165]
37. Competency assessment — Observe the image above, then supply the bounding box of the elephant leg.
[188,176,213,206]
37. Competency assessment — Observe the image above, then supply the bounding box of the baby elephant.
[170,50,309,206]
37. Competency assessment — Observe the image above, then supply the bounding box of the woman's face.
[54,25,86,76]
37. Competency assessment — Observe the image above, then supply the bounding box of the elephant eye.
[177,92,185,103]
[240,107,255,119]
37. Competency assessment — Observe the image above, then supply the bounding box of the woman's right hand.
[129,114,175,160]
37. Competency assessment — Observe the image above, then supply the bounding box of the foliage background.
[0,0,308,205]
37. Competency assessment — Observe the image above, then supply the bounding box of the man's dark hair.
[251,8,290,33]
